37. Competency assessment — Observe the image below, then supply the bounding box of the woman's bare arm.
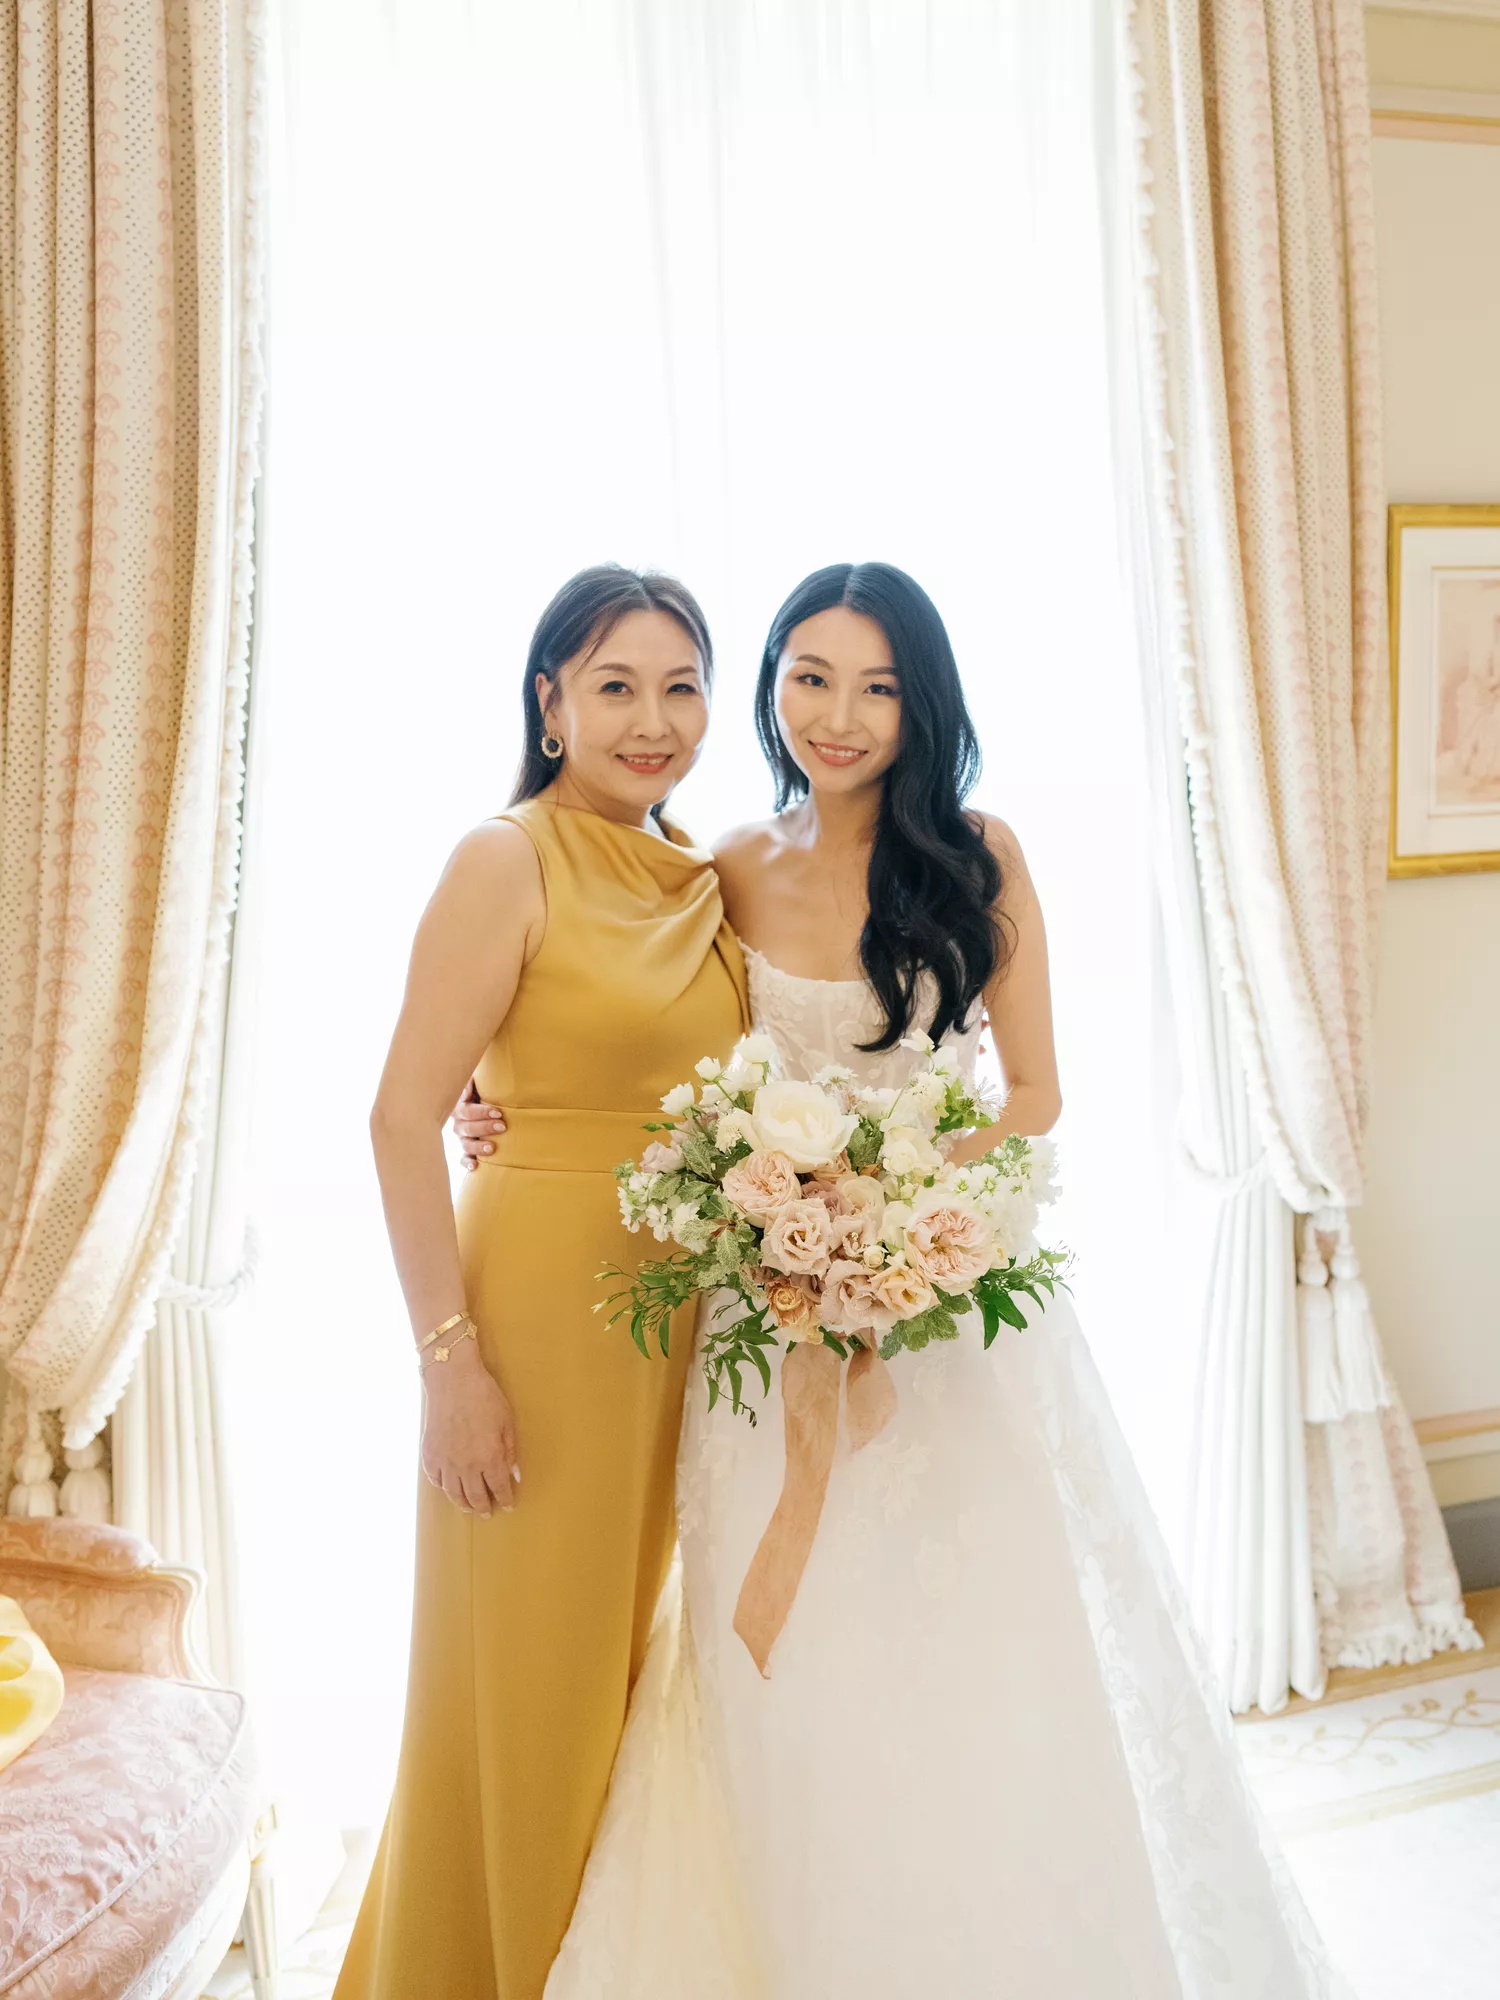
[945,818,1062,1165]
[370,819,544,1512]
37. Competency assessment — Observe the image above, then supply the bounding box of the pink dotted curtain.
[0,0,266,1503]
[1121,0,1476,1706]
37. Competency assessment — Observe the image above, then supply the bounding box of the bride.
[464,562,1349,1998]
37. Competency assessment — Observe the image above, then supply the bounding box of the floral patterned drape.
[0,0,266,1502]
[1123,0,1476,1703]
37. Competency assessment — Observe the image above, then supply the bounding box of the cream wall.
[1353,7,1500,1508]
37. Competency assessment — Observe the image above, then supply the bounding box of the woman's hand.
[420,1341,520,1514]
[452,1079,508,1171]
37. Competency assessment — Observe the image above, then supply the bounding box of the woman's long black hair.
[510,564,714,805]
[754,562,1007,1052]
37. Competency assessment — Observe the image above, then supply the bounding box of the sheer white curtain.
[251,0,1173,1829]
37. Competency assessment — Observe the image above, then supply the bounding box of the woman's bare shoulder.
[711,815,784,875]
[433,817,544,910]
[971,811,1038,911]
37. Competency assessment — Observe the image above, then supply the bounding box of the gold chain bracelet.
[419,1315,477,1368]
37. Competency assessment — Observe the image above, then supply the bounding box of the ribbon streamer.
[733,1334,898,1676]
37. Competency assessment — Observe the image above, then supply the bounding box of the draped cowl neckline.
[535,798,715,874]
[500,797,751,1041]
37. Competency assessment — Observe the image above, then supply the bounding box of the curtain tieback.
[1177,1135,1272,1199]
[155,1224,260,1314]
[733,1337,898,1677]
[1297,1208,1389,1424]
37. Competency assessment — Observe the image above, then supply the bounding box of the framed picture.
[1389,504,1500,878]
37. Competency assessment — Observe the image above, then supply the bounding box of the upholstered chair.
[0,1517,274,2000]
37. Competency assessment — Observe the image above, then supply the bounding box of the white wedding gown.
[547,950,1351,2000]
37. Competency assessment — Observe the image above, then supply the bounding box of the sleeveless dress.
[336,799,748,2000]
[547,948,1352,1999]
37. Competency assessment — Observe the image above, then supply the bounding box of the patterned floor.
[1236,1644,1500,1999]
[200,1616,1500,1998]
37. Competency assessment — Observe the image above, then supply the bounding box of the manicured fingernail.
[512,1467,522,1484]
[482,1142,493,1154]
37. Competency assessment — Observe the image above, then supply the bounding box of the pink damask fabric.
[0,1668,254,1996]
[0,1520,196,1681]
[0,1521,158,1581]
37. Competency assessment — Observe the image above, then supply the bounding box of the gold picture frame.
[1388,503,1500,878]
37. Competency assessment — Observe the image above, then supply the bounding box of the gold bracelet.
[420,1319,477,1368]
[417,1309,470,1355]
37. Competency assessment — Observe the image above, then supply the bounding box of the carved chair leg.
[243,1823,281,2000]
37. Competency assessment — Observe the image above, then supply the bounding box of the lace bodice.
[743,945,985,1093]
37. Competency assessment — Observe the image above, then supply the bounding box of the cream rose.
[749,1080,859,1172]
[761,1198,834,1278]
[832,1177,885,1259]
[721,1149,802,1223]
[761,1271,822,1339]
[903,1203,993,1292]
[869,1260,937,1325]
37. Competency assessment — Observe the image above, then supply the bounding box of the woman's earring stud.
[541,734,564,760]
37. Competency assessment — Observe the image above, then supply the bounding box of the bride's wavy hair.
[753,562,1006,1053]
[511,564,714,806]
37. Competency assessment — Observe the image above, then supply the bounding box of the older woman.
[335,566,747,2000]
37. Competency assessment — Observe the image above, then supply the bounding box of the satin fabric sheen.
[336,800,747,2000]
[0,1596,64,1774]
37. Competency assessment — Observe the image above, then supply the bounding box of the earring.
[541,734,564,760]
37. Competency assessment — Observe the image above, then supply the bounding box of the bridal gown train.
[548,948,1351,2000]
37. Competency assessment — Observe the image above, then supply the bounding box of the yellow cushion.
[0,1594,65,1774]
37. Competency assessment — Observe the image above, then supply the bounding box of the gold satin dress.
[336,799,747,2000]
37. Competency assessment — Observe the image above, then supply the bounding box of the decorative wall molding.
[1373,106,1500,138]
[1415,1407,1500,1446]
[1366,1,1500,22]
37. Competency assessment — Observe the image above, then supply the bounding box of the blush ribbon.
[732,1334,898,1677]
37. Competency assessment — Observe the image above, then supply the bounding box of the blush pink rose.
[821,1258,886,1332]
[721,1149,802,1224]
[761,1198,834,1278]
[640,1137,684,1174]
[903,1205,993,1293]
[830,1177,886,1259]
[801,1176,850,1217]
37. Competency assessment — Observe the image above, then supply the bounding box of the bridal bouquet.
[601,1031,1066,1421]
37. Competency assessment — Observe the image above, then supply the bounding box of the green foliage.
[597,1255,701,1359]
[846,1118,884,1173]
[701,1289,780,1422]
[973,1250,1069,1349]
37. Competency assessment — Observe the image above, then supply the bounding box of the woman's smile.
[807,740,867,766]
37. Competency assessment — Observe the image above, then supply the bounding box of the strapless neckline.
[740,941,867,992]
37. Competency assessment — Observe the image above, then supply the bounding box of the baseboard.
[1444,1495,1500,1593]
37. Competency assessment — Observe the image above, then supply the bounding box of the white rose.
[696,1056,724,1081]
[750,1079,858,1173]
[660,1082,696,1117]
[880,1126,941,1178]
[736,1031,780,1067]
